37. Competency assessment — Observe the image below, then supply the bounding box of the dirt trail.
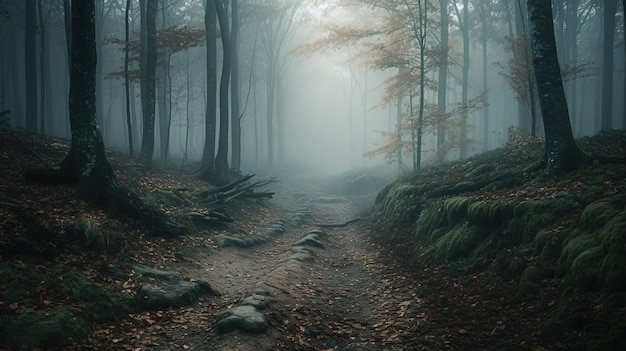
[80,174,565,351]
[112,174,428,351]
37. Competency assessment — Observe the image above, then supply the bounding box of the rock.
[215,305,268,333]
[132,264,209,310]
[241,294,273,309]
[251,287,271,296]
[282,247,314,263]
[293,233,326,249]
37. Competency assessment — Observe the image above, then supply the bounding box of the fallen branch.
[195,174,254,198]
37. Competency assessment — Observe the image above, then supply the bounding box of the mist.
[1,0,624,177]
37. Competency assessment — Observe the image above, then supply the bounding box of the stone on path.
[215,305,268,333]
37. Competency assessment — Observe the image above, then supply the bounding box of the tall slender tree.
[231,0,241,171]
[437,0,448,154]
[199,0,217,180]
[125,0,134,156]
[601,0,618,129]
[138,0,158,166]
[213,0,231,183]
[25,0,37,132]
[453,0,469,159]
[37,0,46,134]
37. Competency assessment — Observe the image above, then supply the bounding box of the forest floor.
[1,130,625,350]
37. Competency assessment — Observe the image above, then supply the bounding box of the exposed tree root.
[318,218,361,228]
[25,166,187,238]
[1,132,47,160]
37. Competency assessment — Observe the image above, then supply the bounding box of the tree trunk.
[601,0,618,129]
[26,0,185,238]
[157,0,170,164]
[437,0,448,154]
[63,0,71,71]
[125,0,134,156]
[95,2,106,139]
[25,0,37,133]
[459,0,469,159]
[37,0,46,134]
[60,0,115,193]
[396,95,403,170]
[213,0,231,184]
[199,0,217,180]
[416,1,426,169]
[230,0,241,171]
[527,0,583,176]
[138,0,158,166]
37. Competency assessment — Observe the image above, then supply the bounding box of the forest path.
[105,173,432,351]
[82,173,559,351]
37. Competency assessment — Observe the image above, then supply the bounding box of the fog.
[1,0,624,177]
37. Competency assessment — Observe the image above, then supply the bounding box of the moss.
[559,233,598,272]
[415,203,445,241]
[380,183,422,224]
[432,222,484,260]
[143,189,192,208]
[579,200,616,229]
[450,181,475,194]
[65,218,108,250]
[570,246,602,291]
[534,228,566,263]
[442,197,470,224]
[600,253,626,292]
[598,209,626,256]
[0,263,45,300]
[518,265,542,295]
[0,306,91,349]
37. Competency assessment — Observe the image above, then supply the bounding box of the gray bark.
[437,0,448,151]
[231,0,241,170]
[214,0,231,183]
[25,0,37,132]
[601,0,618,129]
[527,0,582,175]
[138,0,158,166]
[200,0,217,180]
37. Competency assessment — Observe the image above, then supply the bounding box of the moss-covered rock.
[0,306,90,349]
[132,264,210,310]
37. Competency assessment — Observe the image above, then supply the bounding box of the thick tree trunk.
[527,0,583,176]
[53,0,115,193]
[138,0,158,166]
[26,0,185,238]
[199,0,217,180]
